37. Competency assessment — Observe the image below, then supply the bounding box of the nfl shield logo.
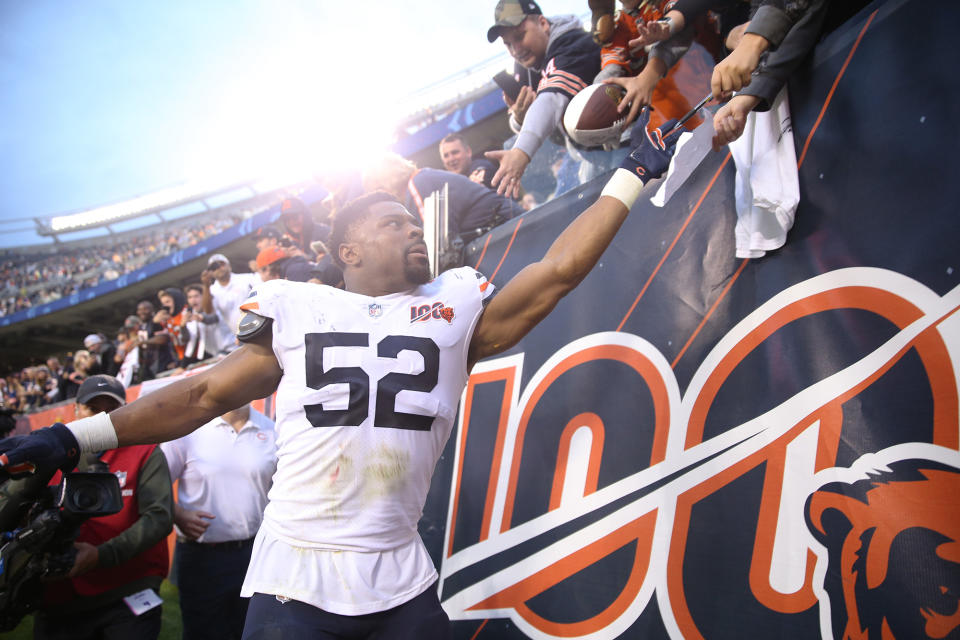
[368,303,383,318]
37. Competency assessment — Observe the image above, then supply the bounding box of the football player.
[0,115,682,640]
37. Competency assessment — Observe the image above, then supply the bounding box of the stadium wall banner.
[425,2,960,638]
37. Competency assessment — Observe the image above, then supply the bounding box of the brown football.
[563,83,628,147]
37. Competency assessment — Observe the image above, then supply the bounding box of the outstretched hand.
[628,18,673,49]
[486,148,530,199]
[711,94,761,151]
[0,423,80,481]
[604,74,656,128]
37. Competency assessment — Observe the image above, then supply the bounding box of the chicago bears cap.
[77,375,127,407]
[255,226,282,240]
[487,0,543,42]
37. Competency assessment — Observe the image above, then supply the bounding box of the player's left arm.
[469,115,682,368]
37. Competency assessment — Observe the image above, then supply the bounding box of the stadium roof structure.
[33,178,263,240]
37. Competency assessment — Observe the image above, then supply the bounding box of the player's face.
[440,140,471,174]
[500,16,550,69]
[350,202,430,287]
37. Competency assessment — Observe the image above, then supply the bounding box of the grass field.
[5,580,182,639]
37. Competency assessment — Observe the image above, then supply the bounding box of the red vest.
[45,445,169,603]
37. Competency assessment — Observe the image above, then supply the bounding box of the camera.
[0,468,122,630]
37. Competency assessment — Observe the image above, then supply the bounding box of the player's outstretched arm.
[468,116,681,367]
[0,330,282,480]
[109,332,281,446]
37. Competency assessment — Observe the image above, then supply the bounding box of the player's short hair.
[329,191,404,268]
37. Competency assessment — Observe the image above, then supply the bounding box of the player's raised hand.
[620,111,682,182]
[0,423,80,480]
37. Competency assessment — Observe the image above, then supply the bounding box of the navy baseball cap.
[77,375,127,407]
[487,0,543,42]
[255,226,282,240]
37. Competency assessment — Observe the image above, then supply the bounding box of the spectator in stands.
[135,300,174,380]
[362,153,522,242]
[182,284,219,364]
[85,333,120,377]
[3,373,23,412]
[7,374,174,640]
[438,133,499,190]
[46,357,67,402]
[521,193,538,211]
[158,288,190,369]
[161,403,277,640]
[255,247,288,282]
[115,317,143,387]
[63,350,93,401]
[254,226,282,253]
[201,254,259,354]
[21,366,57,410]
[278,198,319,257]
[593,0,698,127]
[710,0,830,149]
[249,227,282,273]
[631,0,824,100]
[485,0,601,198]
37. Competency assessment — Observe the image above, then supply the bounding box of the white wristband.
[600,168,646,210]
[66,412,119,452]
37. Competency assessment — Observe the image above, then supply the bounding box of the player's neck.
[344,272,413,298]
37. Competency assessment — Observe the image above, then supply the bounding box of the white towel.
[729,87,800,259]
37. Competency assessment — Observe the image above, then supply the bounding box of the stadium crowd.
[0,216,239,319]
[0,0,866,636]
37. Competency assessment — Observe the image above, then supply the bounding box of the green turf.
[4,579,182,639]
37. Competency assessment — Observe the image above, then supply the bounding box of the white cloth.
[238,268,494,614]
[116,344,139,388]
[729,87,800,259]
[209,272,260,352]
[161,411,277,543]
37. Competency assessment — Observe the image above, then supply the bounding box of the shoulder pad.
[236,311,273,343]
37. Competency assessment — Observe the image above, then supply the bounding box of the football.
[563,83,628,148]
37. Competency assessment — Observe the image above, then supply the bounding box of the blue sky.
[0,0,586,248]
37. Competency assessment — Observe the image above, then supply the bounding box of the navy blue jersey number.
[304,332,440,430]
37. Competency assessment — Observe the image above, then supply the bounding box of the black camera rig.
[0,465,123,631]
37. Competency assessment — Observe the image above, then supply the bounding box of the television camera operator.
[0,375,173,640]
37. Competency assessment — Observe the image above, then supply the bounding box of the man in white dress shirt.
[161,404,277,640]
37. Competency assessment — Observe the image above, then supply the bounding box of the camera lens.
[70,483,106,512]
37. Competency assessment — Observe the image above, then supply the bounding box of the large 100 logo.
[438,268,960,640]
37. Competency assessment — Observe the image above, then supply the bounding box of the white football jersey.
[240,267,494,552]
